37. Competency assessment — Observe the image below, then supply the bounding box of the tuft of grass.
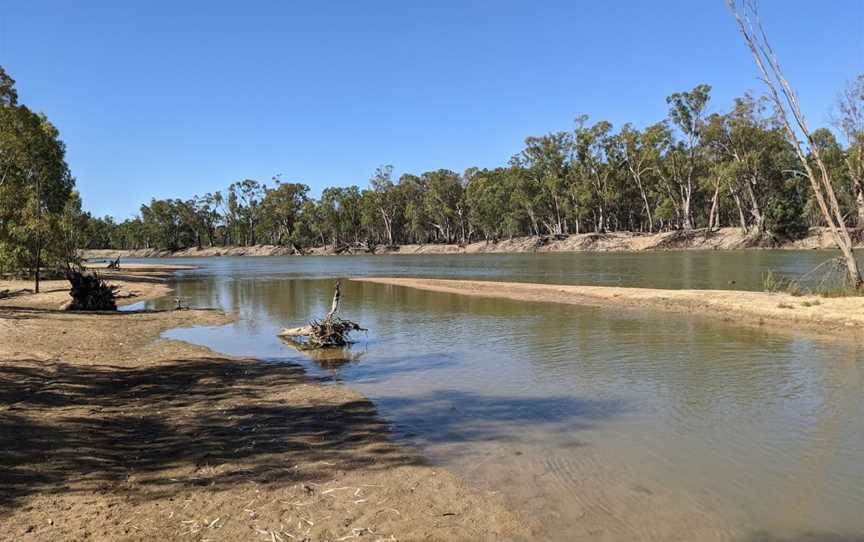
[777,302,795,309]
[800,299,821,307]
[763,270,804,296]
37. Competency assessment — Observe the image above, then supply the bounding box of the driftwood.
[278,280,365,347]
[66,270,118,311]
[107,257,121,270]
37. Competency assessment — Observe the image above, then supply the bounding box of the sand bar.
[354,277,864,340]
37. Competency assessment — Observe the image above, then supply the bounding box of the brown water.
[130,252,864,541]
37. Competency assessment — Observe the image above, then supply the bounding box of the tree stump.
[66,270,118,311]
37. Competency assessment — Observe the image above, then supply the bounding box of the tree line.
[2,48,863,288]
[79,80,864,252]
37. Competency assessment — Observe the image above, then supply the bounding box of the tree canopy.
[0,66,76,290]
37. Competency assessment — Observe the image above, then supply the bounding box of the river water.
[128,251,864,541]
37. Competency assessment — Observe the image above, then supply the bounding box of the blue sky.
[2,1,862,219]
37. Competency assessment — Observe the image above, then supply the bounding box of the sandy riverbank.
[80,227,858,259]
[1,271,531,540]
[0,264,189,310]
[354,277,864,340]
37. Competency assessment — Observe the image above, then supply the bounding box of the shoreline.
[1,270,531,541]
[80,227,854,259]
[353,277,864,341]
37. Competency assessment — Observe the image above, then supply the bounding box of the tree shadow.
[0,356,415,514]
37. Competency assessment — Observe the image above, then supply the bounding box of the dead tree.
[278,280,365,347]
[66,270,118,311]
[727,0,863,289]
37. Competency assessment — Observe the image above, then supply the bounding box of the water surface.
[131,249,849,291]
[132,252,864,541]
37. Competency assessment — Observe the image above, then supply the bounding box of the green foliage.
[764,194,808,242]
[0,66,76,285]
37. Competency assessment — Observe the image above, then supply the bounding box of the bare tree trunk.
[681,187,693,230]
[708,180,721,231]
[729,184,748,232]
[728,0,862,288]
[34,174,42,294]
[745,177,764,232]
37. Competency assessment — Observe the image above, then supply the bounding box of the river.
[127,251,864,541]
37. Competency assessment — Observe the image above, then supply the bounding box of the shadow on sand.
[0,356,413,513]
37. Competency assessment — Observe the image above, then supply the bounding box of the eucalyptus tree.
[364,165,398,246]
[295,198,325,247]
[507,156,542,236]
[260,181,309,245]
[663,84,712,230]
[0,67,75,291]
[422,169,464,243]
[228,179,266,246]
[620,122,666,232]
[176,198,206,248]
[397,173,430,243]
[703,94,792,234]
[466,167,516,241]
[140,199,183,250]
[519,132,571,235]
[573,117,619,233]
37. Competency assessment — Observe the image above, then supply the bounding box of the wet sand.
[0,271,531,541]
[353,277,864,340]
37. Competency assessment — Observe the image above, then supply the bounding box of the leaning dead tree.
[278,280,365,347]
[66,270,118,311]
[727,0,863,289]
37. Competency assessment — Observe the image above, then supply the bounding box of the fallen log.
[277,280,365,347]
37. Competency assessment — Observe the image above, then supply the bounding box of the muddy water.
[132,253,864,541]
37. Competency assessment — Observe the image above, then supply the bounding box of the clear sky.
[1,1,862,219]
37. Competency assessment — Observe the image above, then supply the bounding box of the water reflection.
[143,265,864,541]
[277,337,365,379]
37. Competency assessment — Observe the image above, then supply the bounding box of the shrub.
[764,196,808,243]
